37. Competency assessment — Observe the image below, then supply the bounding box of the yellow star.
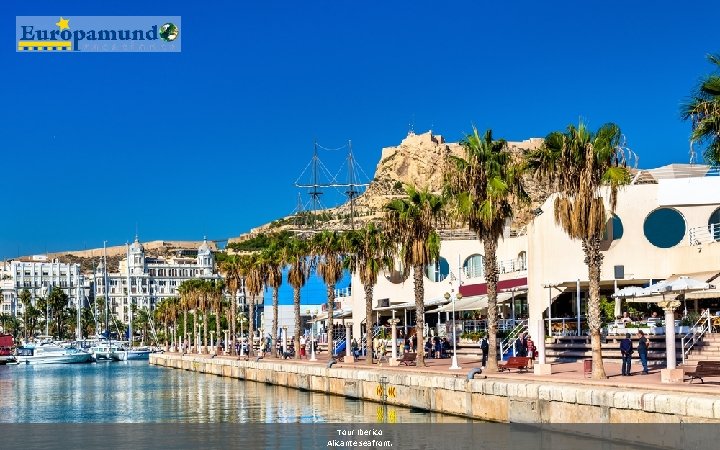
[56,17,70,31]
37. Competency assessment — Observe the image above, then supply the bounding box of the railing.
[688,224,719,245]
[332,328,347,356]
[681,310,712,365]
[459,319,521,334]
[499,320,528,358]
[462,257,527,280]
[334,286,351,299]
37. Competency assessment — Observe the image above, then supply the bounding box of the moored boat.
[0,334,16,364]
[112,346,156,361]
[16,345,92,364]
[89,343,119,361]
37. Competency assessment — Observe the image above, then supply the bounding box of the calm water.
[0,361,472,423]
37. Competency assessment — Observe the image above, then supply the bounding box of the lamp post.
[308,309,317,361]
[444,290,462,370]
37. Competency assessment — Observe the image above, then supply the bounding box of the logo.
[16,16,181,52]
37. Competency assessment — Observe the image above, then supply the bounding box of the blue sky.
[2,0,719,261]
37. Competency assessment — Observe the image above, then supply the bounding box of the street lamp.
[444,290,462,370]
[307,309,317,361]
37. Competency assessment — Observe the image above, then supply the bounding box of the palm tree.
[385,186,444,367]
[527,121,634,379]
[240,253,265,357]
[445,127,528,372]
[312,231,345,359]
[198,280,211,352]
[343,223,391,365]
[209,280,225,354]
[47,288,69,339]
[262,235,286,358]
[284,236,310,360]
[219,256,242,356]
[682,54,720,164]
[178,280,192,352]
[154,300,169,349]
[19,289,31,340]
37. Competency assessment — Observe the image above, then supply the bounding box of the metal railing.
[462,257,528,280]
[688,224,720,245]
[499,320,528,358]
[334,286,351,299]
[681,310,712,365]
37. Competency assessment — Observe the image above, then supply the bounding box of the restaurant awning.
[314,309,353,321]
[460,277,527,297]
[432,291,523,313]
[373,297,450,312]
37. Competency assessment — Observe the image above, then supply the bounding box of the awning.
[433,291,521,312]
[373,297,449,311]
[314,309,352,321]
[460,277,527,297]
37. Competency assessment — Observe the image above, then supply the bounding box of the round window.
[425,257,449,282]
[643,208,685,248]
[708,207,720,241]
[463,254,485,279]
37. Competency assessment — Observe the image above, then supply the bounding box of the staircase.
[685,334,720,362]
[545,335,681,364]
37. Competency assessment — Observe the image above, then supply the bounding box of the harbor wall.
[151,353,720,433]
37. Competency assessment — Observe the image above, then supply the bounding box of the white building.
[94,237,221,324]
[0,258,88,317]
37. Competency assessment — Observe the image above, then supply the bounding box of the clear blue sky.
[2,1,719,260]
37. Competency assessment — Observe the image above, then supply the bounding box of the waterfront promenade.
[151,350,720,429]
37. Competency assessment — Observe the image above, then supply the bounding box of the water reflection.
[0,363,474,423]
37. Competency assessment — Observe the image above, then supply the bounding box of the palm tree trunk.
[216,306,222,354]
[327,284,334,358]
[230,290,236,356]
[365,283,374,365]
[583,237,607,379]
[272,287,279,358]
[413,264,426,367]
[183,309,188,352]
[193,307,198,354]
[248,295,255,358]
[484,239,499,373]
[294,288,301,360]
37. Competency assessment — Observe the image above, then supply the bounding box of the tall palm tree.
[198,280,210,352]
[445,127,528,372]
[209,280,225,354]
[312,231,345,359]
[47,288,69,339]
[527,121,634,379]
[262,234,286,357]
[19,289,31,340]
[240,253,265,357]
[154,300,169,349]
[385,186,444,367]
[219,256,242,356]
[284,236,310,360]
[682,54,720,164]
[178,280,192,352]
[343,223,392,365]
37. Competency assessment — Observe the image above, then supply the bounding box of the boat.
[0,334,16,364]
[112,346,155,361]
[15,345,93,364]
[89,343,120,361]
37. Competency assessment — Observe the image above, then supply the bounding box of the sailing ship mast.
[103,241,110,341]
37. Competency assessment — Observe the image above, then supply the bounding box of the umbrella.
[612,286,649,318]
[644,276,713,316]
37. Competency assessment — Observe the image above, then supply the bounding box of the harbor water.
[0,361,473,423]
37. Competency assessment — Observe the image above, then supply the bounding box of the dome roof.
[129,237,144,253]
[198,237,211,254]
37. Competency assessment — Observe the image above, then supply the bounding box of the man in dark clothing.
[620,333,633,376]
[637,330,649,374]
[480,336,489,368]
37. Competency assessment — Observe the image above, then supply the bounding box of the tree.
[343,223,392,365]
[209,281,225,354]
[682,54,720,164]
[262,234,287,357]
[219,256,242,356]
[385,186,444,366]
[312,231,344,359]
[19,289,31,340]
[445,127,528,372]
[198,280,210,352]
[240,253,265,357]
[527,121,634,379]
[178,280,192,351]
[47,288,69,339]
[283,236,310,360]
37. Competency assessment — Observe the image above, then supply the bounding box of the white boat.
[90,343,119,361]
[16,345,93,364]
[112,347,154,361]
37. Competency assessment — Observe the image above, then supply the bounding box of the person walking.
[637,330,649,374]
[620,333,633,376]
[480,335,489,368]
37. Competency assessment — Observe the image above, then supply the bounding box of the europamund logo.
[16,16,181,52]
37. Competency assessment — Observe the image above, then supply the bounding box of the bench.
[399,352,417,366]
[498,356,532,373]
[685,361,720,384]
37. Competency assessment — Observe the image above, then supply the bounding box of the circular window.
[463,254,485,279]
[708,207,720,241]
[603,214,624,241]
[425,257,449,282]
[643,208,686,248]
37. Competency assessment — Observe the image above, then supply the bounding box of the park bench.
[684,360,720,384]
[399,352,417,366]
[498,356,532,373]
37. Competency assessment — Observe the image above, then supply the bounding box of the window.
[425,257,449,282]
[643,208,686,248]
[603,214,624,241]
[708,207,720,241]
[463,254,485,279]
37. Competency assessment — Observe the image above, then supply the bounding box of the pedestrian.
[480,335,489,368]
[637,330,649,374]
[300,335,306,358]
[620,332,633,376]
[526,337,536,360]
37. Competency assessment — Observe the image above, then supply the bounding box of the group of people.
[424,336,452,359]
[619,330,650,376]
[477,332,536,368]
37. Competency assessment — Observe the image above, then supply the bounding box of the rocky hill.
[245,130,554,237]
